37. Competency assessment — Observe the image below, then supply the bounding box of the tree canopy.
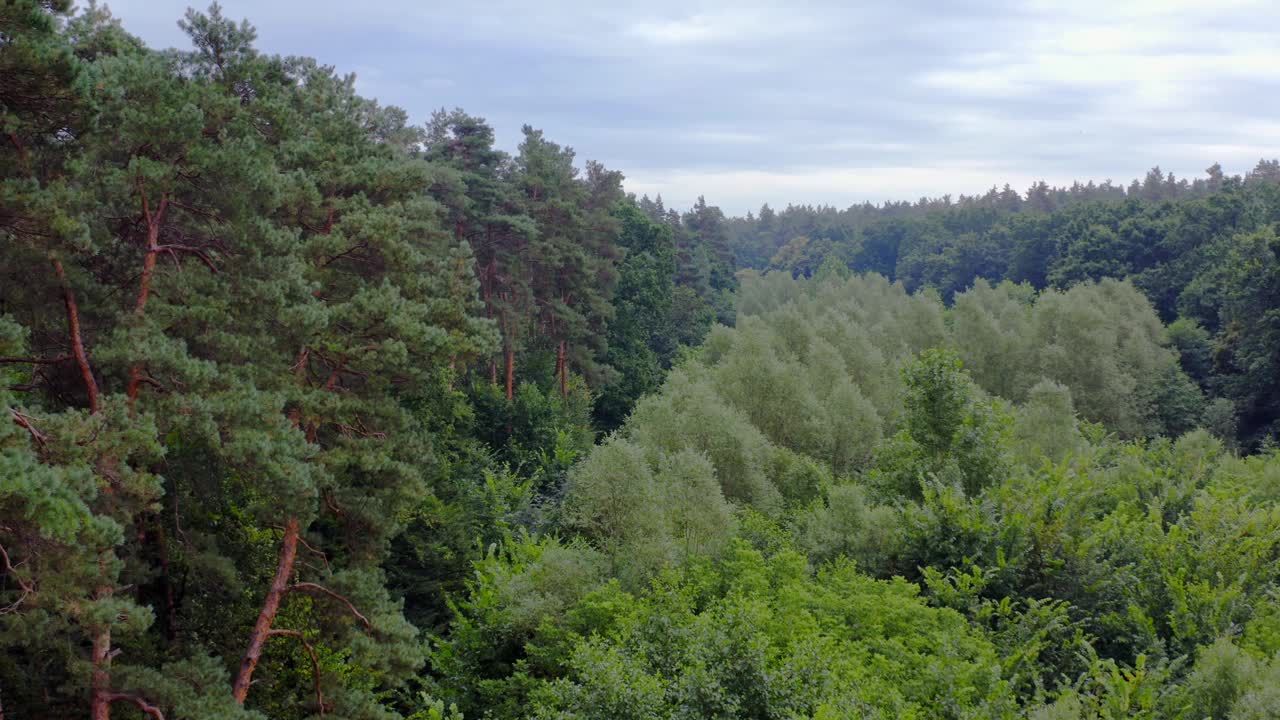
[5,3,1280,719]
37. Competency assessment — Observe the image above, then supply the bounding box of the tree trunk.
[154,521,178,642]
[557,341,567,398]
[51,258,99,414]
[89,554,114,720]
[126,187,167,404]
[232,517,300,704]
[90,627,111,719]
[126,196,165,404]
[553,344,562,387]
[8,132,29,173]
[504,346,514,402]
[499,304,514,400]
[54,256,109,716]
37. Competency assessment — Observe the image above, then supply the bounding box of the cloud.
[626,7,816,47]
[686,130,769,144]
[100,0,1280,214]
[628,14,731,45]
[624,165,1051,212]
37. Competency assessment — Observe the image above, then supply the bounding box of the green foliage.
[451,269,1280,720]
[594,203,679,430]
[873,349,1013,499]
[727,172,1280,447]
[523,542,1017,720]
[7,4,1280,720]
[1013,379,1086,463]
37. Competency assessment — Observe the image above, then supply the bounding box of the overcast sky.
[100,0,1280,215]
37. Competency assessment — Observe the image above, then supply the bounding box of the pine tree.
[594,203,677,429]
[513,127,623,397]
[2,6,496,717]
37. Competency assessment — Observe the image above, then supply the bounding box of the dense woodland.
[3,3,1280,719]
[719,163,1280,449]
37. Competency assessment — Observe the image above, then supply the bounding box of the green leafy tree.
[874,349,1012,499]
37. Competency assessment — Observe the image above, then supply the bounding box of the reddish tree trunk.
[89,562,114,720]
[90,626,111,720]
[51,259,100,414]
[54,255,109,715]
[133,227,161,314]
[126,188,168,404]
[557,341,567,397]
[8,132,28,171]
[124,249,158,401]
[504,347,514,402]
[232,517,300,704]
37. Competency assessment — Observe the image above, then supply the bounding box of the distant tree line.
[717,166,1280,447]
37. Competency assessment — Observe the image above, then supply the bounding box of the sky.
[100,0,1280,215]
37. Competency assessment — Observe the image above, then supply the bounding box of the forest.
[2,3,1280,719]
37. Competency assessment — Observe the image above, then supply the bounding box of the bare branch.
[290,347,311,374]
[155,244,219,273]
[286,583,372,630]
[0,355,71,365]
[106,693,166,720]
[9,409,48,449]
[318,242,368,268]
[334,421,385,440]
[321,489,346,517]
[267,629,326,715]
[300,206,337,237]
[296,536,332,573]
[0,542,35,614]
[162,247,183,272]
[134,376,165,392]
[167,198,221,223]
